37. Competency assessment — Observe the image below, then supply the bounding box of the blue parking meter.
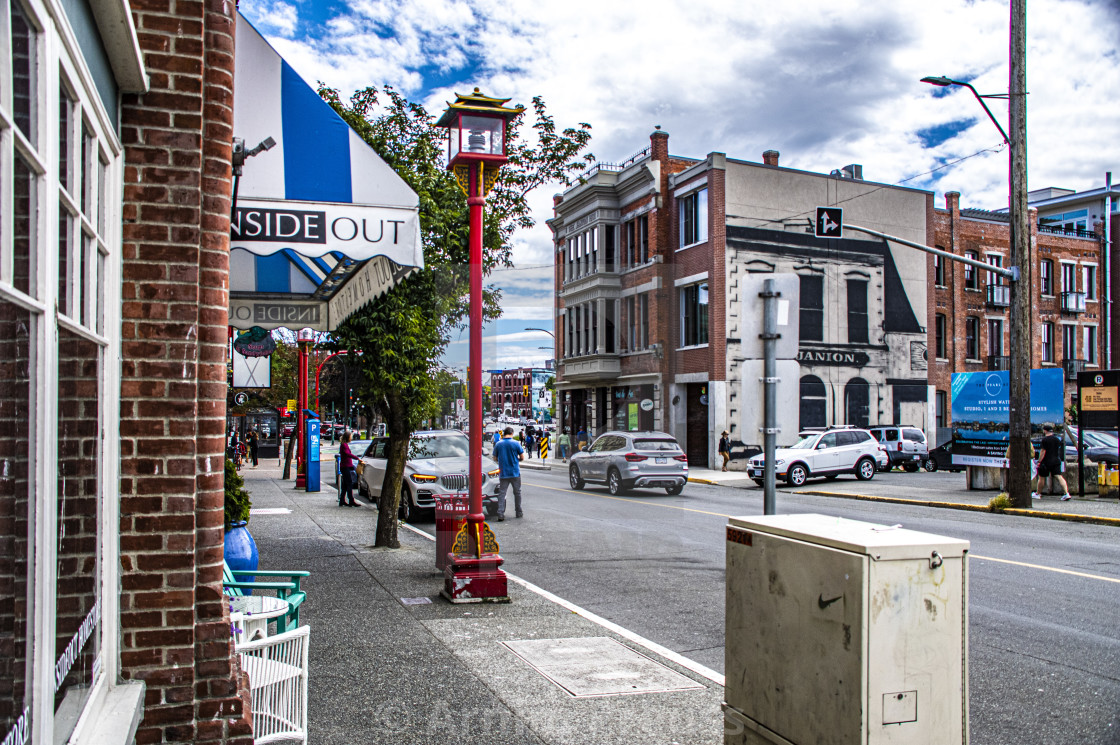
[305,416,320,492]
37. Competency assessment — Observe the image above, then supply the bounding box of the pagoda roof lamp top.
[435,87,525,127]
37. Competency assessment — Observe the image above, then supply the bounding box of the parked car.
[923,441,965,473]
[747,428,888,486]
[568,431,688,496]
[356,430,500,521]
[868,425,928,471]
[1036,426,1119,466]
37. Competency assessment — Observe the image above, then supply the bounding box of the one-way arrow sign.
[815,207,843,238]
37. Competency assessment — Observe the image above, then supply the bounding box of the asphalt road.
[472,468,1120,745]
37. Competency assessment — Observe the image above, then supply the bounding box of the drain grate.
[501,637,705,698]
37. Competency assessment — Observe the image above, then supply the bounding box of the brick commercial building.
[489,367,554,421]
[550,132,932,469]
[929,191,1109,444]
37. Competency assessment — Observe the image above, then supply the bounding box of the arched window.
[800,376,827,430]
[844,378,870,428]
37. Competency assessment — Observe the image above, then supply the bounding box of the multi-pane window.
[626,295,648,351]
[935,390,947,429]
[1084,265,1097,300]
[846,279,868,344]
[1061,263,1077,294]
[964,251,979,289]
[965,317,979,359]
[1086,326,1098,365]
[1040,259,1053,295]
[985,254,1004,287]
[678,188,708,247]
[1041,322,1054,363]
[987,318,1003,357]
[1063,324,1077,361]
[2,2,122,740]
[934,313,946,358]
[680,282,709,347]
[623,215,649,267]
[799,274,823,342]
[933,252,945,286]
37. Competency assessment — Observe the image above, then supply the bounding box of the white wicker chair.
[237,624,311,744]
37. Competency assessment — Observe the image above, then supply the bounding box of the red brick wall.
[119,1,249,742]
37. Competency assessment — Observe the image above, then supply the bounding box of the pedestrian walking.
[558,429,571,462]
[576,427,587,453]
[492,427,525,520]
[338,432,358,507]
[718,431,731,472]
[248,429,259,468]
[1033,424,1071,500]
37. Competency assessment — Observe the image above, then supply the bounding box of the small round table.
[229,595,290,643]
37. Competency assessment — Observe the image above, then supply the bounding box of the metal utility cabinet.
[724,514,969,745]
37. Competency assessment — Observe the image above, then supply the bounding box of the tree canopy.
[318,85,592,547]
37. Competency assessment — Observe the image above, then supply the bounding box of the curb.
[800,490,1120,527]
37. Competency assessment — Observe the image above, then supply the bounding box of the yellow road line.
[528,480,1120,585]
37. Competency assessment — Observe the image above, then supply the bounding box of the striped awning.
[229,13,423,331]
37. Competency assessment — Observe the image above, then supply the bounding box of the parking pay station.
[725,514,969,745]
[304,413,320,492]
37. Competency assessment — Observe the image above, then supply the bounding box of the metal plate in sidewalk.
[501,637,705,698]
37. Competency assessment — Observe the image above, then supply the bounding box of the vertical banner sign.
[949,368,1065,467]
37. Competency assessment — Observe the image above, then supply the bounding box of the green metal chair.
[223,561,309,633]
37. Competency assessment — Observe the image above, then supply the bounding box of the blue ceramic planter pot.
[224,521,259,592]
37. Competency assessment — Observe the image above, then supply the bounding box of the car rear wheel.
[787,464,808,487]
[569,465,585,490]
[856,458,876,481]
[903,462,919,473]
[665,482,684,496]
[607,468,625,495]
[923,458,938,473]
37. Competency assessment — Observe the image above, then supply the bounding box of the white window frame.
[1,1,128,742]
[1085,324,1098,366]
[677,186,708,249]
[1082,263,1097,301]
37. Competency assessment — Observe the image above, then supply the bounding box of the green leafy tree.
[319,85,592,547]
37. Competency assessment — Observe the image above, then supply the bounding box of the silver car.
[568,431,688,496]
[357,430,500,521]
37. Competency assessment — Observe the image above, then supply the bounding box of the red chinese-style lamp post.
[294,327,314,488]
[436,89,523,603]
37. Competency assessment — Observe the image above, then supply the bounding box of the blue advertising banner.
[950,368,1066,467]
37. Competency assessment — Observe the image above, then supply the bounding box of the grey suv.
[868,425,928,471]
[569,431,688,496]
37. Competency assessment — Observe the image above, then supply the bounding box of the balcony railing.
[985,284,1010,307]
[986,355,1010,371]
[1063,358,1087,381]
[1061,291,1086,313]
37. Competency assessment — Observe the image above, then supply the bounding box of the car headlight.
[409,474,438,483]
[487,468,500,478]
[774,459,786,467]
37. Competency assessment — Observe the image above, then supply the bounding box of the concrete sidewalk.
[236,465,724,745]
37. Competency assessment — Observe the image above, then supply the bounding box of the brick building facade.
[489,367,554,420]
[928,191,1107,443]
[551,132,931,469]
[1,1,250,742]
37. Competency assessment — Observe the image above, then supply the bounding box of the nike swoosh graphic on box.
[818,594,842,609]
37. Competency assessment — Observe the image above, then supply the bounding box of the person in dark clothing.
[248,430,259,468]
[1033,424,1071,500]
[718,431,731,471]
[338,432,358,507]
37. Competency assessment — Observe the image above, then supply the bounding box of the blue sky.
[240,0,1120,372]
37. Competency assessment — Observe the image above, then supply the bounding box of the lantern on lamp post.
[436,89,523,603]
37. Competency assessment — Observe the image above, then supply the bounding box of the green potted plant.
[223,458,258,576]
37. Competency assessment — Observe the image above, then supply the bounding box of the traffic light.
[523,384,528,396]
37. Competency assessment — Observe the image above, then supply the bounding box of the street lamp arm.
[921,76,1010,145]
[843,223,1017,280]
[525,327,555,338]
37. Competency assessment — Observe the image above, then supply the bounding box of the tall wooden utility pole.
[1007,0,1032,508]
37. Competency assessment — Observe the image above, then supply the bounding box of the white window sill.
[676,343,709,352]
[676,240,708,252]
[70,681,146,745]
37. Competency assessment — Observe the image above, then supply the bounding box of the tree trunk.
[374,392,410,548]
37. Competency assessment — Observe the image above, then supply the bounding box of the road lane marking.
[970,554,1120,584]
[400,521,726,687]
[527,481,1120,585]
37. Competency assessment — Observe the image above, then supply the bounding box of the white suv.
[747,428,889,487]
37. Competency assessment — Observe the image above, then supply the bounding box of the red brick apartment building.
[929,192,1109,442]
[550,132,932,469]
[489,367,553,419]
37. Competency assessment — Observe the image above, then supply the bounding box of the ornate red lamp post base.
[436,89,523,603]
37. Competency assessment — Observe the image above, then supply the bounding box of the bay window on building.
[680,282,709,347]
[678,187,708,247]
[2,0,124,739]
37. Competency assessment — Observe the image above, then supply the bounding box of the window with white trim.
[1086,325,1097,365]
[1,1,123,740]
[1041,322,1054,363]
[679,282,709,347]
[678,188,708,247]
[1083,265,1097,301]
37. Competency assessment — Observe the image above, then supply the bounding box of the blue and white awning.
[229,13,423,331]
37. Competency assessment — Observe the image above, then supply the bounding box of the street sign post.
[815,207,843,238]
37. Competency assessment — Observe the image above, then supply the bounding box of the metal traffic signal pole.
[761,278,779,515]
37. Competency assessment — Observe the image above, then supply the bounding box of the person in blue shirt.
[492,427,525,520]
